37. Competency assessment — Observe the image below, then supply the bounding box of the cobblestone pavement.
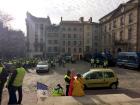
[2,61,140,104]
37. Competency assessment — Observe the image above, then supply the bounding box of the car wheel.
[110,83,117,89]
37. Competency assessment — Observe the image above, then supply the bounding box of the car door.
[85,71,105,88]
[103,71,117,87]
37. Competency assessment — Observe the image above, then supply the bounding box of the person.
[72,73,85,97]
[62,59,66,67]
[64,70,71,96]
[103,59,108,68]
[7,63,26,105]
[96,58,100,68]
[0,63,9,105]
[51,84,64,96]
[90,58,95,68]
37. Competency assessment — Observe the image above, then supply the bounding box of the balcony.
[114,39,128,45]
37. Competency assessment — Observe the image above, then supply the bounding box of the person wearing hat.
[0,62,9,105]
[51,84,64,96]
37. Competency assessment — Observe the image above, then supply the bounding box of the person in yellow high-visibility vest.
[7,63,26,105]
[52,84,64,96]
[0,62,9,105]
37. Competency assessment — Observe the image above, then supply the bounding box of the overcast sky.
[0,0,129,33]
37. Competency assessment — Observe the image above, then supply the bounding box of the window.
[87,26,90,30]
[74,34,77,38]
[68,27,71,31]
[62,48,65,52]
[129,13,133,23]
[74,41,77,45]
[62,27,65,31]
[63,34,65,38]
[109,23,111,30]
[48,40,52,44]
[94,36,98,40]
[120,17,124,26]
[90,72,103,79]
[54,47,58,52]
[40,24,43,30]
[48,47,52,52]
[113,20,116,28]
[68,34,71,38]
[94,43,98,46]
[79,41,82,45]
[104,72,114,78]
[128,28,132,40]
[54,40,58,44]
[104,25,107,32]
[68,41,71,46]
[68,48,71,53]
[73,27,77,31]
[63,41,65,45]
[79,48,82,53]
[120,31,123,41]
[74,48,77,53]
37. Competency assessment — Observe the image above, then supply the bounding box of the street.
[2,61,140,105]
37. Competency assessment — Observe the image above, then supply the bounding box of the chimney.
[61,17,63,22]
[89,17,92,23]
[79,17,84,22]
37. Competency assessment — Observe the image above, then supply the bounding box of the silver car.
[36,61,49,73]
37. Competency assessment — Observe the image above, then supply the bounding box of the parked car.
[36,61,49,73]
[83,69,119,89]
[116,52,140,69]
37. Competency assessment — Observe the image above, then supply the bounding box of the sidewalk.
[37,94,140,105]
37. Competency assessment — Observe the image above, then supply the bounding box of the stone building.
[26,12,100,58]
[100,0,140,55]
[45,25,60,56]
[59,17,84,59]
[26,12,51,57]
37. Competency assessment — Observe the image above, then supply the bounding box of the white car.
[36,61,49,73]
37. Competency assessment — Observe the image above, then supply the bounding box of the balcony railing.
[114,39,128,45]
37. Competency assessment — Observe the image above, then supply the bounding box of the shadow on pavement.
[85,87,140,98]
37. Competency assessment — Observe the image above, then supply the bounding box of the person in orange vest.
[72,73,85,97]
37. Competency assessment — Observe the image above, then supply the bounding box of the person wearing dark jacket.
[0,63,9,105]
[64,70,71,96]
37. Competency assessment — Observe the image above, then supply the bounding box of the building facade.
[26,12,51,57]
[45,25,60,56]
[59,17,84,59]
[100,0,140,55]
[26,13,100,58]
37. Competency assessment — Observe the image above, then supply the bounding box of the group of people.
[0,62,26,105]
[51,70,85,97]
[90,58,108,68]
[64,70,85,96]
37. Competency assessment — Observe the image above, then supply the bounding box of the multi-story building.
[45,25,60,56]
[26,12,100,59]
[83,17,93,53]
[92,23,101,52]
[100,0,140,55]
[26,12,51,57]
[59,17,84,59]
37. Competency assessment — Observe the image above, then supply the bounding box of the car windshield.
[38,62,47,65]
